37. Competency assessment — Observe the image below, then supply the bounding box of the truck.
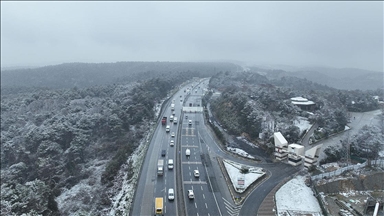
[157,159,164,176]
[155,197,163,215]
[171,103,175,111]
[161,117,167,125]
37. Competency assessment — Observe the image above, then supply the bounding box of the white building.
[287,144,305,166]
[291,97,316,111]
[304,145,323,169]
[274,132,288,160]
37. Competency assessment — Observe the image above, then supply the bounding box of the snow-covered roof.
[291,97,308,102]
[305,145,322,158]
[291,97,315,106]
[291,100,315,105]
[274,132,288,147]
[288,144,304,156]
[289,143,304,149]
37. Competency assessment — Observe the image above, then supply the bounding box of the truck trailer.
[157,159,164,176]
[161,117,167,125]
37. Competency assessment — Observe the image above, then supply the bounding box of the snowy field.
[223,159,265,193]
[294,116,312,135]
[275,175,322,215]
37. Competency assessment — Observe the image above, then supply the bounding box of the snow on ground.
[227,147,255,159]
[55,159,108,214]
[275,175,322,215]
[223,159,265,193]
[109,129,151,215]
[294,116,312,135]
[236,136,259,148]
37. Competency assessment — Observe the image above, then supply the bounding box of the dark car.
[161,150,166,157]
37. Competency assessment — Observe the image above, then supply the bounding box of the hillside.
[1,61,238,90]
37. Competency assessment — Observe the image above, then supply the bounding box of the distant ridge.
[251,65,383,90]
[1,61,238,90]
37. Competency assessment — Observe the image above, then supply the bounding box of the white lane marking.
[191,185,194,190]
[205,203,208,209]
[203,194,205,199]
[195,202,197,208]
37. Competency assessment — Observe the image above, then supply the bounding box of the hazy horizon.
[1,2,383,72]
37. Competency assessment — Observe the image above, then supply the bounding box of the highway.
[132,79,299,216]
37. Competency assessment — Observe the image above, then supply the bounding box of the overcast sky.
[1,1,383,71]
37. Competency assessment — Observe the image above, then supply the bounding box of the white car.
[188,120,192,125]
[171,132,175,137]
[168,188,175,201]
[166,125,170,132]
[170,140,174,146]
[193,170,200,178]
[168,159,174,170]
[188,190,194,199]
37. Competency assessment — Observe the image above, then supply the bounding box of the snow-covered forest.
[1,62,382,215]
[0,62,237,215]
[208,70,382,152]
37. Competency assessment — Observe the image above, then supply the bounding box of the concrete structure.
[304,145,323,169]
[182,106,203,113]
[274,132,288,160]
[291,97,316,111]
[287,144,305,166]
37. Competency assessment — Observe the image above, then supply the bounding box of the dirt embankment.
[316,171,384,194]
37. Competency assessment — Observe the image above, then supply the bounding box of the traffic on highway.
[132,79,299,216]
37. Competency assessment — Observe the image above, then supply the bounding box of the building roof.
[291,97,315,106]
[292,101,316,105]
[288,144,305,156]
[274,132,288,147]
[291,97,308,102]
[305,145,322,158]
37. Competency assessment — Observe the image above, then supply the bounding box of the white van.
[168,159,174,170]
[168,188,175,201]
[166,125,170,132]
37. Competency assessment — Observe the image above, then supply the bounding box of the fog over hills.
[251,64,383,90]
[2,61,382,91]
[1,61,237,90]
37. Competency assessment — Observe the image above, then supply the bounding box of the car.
[188,190,194,199]
[185,115,188,119]
[161,150,166,157]
[166,125,170,132]
[171,132,175,137]
[170,140,174,146]
[168,188,175,201]
[168,159,174,170]
[193,170,200,178]
[188,120,192,125]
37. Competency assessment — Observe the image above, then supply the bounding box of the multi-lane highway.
[132,79,299,216]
